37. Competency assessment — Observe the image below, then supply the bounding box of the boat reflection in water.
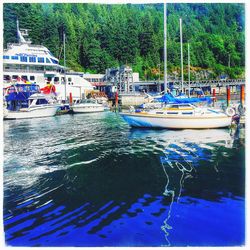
[129,127,244,246]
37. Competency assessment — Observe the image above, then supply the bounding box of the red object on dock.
[69,92,73,105]
[212,88,216,97]
[115,92,118,106]
[227,86,231,106]
[240,85,245,106]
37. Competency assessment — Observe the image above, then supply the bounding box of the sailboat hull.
[120,113,232,129]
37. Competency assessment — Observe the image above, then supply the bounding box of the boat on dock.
[4,93,60,120]
[72,99,105,113]
[120,103,232,129]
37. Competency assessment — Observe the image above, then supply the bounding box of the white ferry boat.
[3,20,93,101]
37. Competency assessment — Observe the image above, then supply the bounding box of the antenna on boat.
[180,18,184,94]
[164,3,168,94]
[16,18,31,44]
[16,19,26,44]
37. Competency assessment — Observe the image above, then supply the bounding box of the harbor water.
[3,111,245,247]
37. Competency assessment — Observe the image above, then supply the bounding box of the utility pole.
[180,18,184,93]
[228,54,231,68]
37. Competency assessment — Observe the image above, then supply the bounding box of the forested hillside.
[3,3,245,80]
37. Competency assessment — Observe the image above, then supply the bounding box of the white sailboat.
[120,4,232,129]
[120,103,232,129]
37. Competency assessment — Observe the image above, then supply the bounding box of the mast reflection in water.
[3,112,245,246]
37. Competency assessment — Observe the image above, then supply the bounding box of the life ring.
[226,107,236,117]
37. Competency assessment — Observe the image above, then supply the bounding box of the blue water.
[3,112,245,246]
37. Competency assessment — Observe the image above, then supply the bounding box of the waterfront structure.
[133,79,245,95]
[104,65,139,93]
[83,73,105,87]
[3,20,93,101]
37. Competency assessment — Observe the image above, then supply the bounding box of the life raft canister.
[225,106,236,117]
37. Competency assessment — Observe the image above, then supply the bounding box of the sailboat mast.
[188,43,190,97]
[180,18,184,93]
[164,3,167,94]
[63,32,67,101]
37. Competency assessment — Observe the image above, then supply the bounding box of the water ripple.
[3,112,245,246]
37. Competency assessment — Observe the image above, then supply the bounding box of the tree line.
[3,3,245,80]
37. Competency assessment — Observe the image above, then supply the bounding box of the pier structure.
[104,65,135,93]
[134,79,245,95]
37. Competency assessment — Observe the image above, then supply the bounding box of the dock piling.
[212,88,216,106]
[69,92,73,105]
[227,86,231,107]
[240,85,245,106]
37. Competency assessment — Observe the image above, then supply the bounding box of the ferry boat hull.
[4,105,60,120]
[120,112,232,129]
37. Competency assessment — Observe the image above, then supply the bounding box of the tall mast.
[188,43,190,97]
[63,32,67,101]
[164,3,167,94]
[180,18,184,93]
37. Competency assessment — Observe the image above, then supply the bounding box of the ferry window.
[4,75,11,80]
[11,56,18,60]
[12,75,18,80]
[21,76,28,80]
[68,78,72,82]
[29,57,36,63]
[20,56,28,62]
[50,58,59,64]
[46,58,51,63]
[48,51,55,57]
[3,55,10,59]
[34,66,43,71]
[38,57,44,63]
[30,76,35,81]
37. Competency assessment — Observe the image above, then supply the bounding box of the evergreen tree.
[3,3,245,79]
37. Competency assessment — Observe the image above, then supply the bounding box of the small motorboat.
[4,93,60,120]
[72,99,105,113]
[120,103,232,129]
